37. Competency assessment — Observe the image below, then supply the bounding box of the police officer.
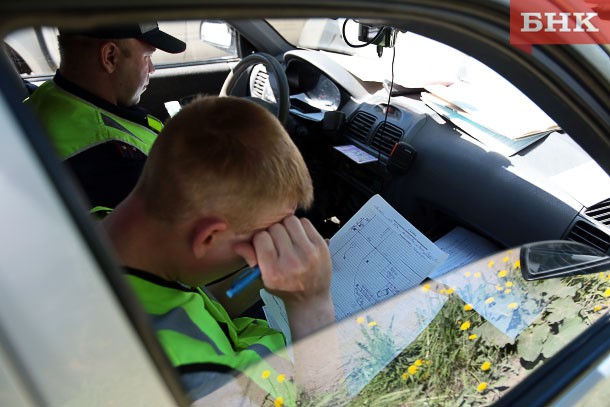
[102,96,342,403]
[24,23,186,212]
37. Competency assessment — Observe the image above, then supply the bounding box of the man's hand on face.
[234,216,332,306]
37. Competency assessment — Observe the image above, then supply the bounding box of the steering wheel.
[220,52,290,126]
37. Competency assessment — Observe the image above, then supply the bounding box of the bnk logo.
[510,0,610,47]
[521,12,599,32]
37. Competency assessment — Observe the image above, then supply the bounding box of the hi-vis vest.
[127,271,296,404]
[24,80,161,160]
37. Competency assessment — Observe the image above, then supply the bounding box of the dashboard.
[248,49,610,253]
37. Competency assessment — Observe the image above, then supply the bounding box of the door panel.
[141,62,233,121]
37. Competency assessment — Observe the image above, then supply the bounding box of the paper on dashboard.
[429,226,499,279]
[329,194,448,320]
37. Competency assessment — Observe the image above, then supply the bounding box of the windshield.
[269,18,493,89]
[268,18,561,143]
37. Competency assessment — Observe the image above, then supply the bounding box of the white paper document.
[422,98,551,156]
[429,226,499,278]
[329,194,448,320]
[424,81,559,140]
[333,145,378,164]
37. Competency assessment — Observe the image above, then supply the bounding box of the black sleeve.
[65,141,147,209]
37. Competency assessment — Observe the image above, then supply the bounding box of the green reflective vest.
[24,80,161,159]
[127,270,296,404]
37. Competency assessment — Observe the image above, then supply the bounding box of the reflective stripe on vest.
[127,274,296,402]
[24,80,159,159]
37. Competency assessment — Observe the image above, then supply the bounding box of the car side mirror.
[200,20,235,50]
[520,240,610,280]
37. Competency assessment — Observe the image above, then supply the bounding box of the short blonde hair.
[136,96,313,231]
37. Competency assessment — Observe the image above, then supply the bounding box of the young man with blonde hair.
[102,96,340,403]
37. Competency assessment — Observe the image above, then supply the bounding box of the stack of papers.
[422,82,561,156]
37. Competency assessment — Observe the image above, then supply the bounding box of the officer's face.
[115,39,156,106]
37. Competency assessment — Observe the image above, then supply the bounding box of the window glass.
[3,20,238,78]
[155,20,238,66]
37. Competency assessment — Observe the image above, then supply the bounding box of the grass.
[260,254,610,407]
[345,257,610,406]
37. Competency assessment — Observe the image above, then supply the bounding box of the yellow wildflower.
[504,289,512,294]
[401,372,409,380]
[408,365,418,375]
[446,288,455,295]
[481,361,492,371]
[464,271,472,277]
[460,321,471,331]
[508,302,519,310]
[594,305,603,312]
[502,256,509,263]
[600,272,606,279]
[422,284,430,292]
[274,396,284,407]
[488,260,495,268]
[506,281,513,287]
[261,370,271,379]
[485,297,495,304]
[477,382,488,392]
[277,374,286,383]
[498,270,507,278]
[414,359,423,366]
[514,259,521,268]
[496,285,504,291]
[368,321,378,327]
[468,334,478,340]
[440,288,446,294]
[603,288,610,298]
[474,272,481,278]
[356,316,365,324]
[464,304,473,311]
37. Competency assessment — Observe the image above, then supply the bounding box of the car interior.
[6,19,610,257]
[3,5,610,405]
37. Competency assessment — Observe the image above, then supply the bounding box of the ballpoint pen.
[225,265,261,298]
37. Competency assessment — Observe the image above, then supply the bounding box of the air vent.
[346,111,376,142]
[251,70,269,98]
[585,198,610,226]
[566,220,610,253]
[372,122,404,155]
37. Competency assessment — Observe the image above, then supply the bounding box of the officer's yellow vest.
[24,80,161,159]
[127,271,296,404]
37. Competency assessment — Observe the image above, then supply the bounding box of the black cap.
[60,22,186,54]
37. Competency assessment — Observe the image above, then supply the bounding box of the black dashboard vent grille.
[251,70,268,98]
[566,220,610,253]
[585,198,610,226]
[372,122,404,155]
[347,111,376,142]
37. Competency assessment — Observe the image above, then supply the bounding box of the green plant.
[346,255,610,406]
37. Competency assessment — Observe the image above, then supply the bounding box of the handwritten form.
[261,194,448,337]
[329,194,447,320]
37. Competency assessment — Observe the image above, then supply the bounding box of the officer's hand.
[235,215,332,306]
